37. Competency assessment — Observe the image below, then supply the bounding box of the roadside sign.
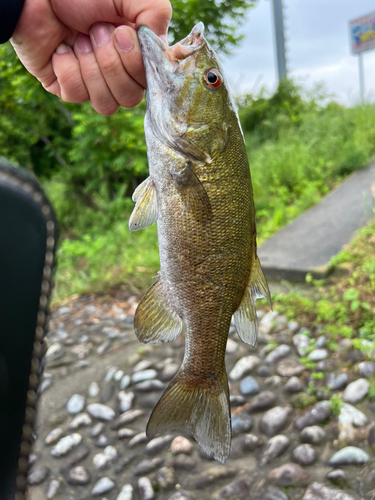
[349,11,375,55]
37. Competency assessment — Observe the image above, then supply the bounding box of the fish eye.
[204,69,222,90]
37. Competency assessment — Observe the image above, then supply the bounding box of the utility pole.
[271,0,287,82]
[358,53,365,103]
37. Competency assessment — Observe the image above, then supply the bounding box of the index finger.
[115,0,172,39]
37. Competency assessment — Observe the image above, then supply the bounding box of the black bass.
[130,23,271,463]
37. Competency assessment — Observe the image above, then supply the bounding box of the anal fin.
[234,257,272,347]
[129,177,157,232]
[134,278,182,344]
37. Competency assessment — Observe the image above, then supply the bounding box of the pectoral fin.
[234,257,271,347]
[134,277,183,344]
[129,177,157,232]
[171,163,212,222]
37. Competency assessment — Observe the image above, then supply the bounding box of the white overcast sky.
[221,0,375,105]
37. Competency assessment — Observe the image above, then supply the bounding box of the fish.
[129,22,271,463]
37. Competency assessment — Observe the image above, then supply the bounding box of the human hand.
[11,0,171,114]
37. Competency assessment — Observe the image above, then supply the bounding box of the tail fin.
[146,368,231,463]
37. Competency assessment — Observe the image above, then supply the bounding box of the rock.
[327,373,348,391]
[138,477,155,500]
[260,406,293,437]
[269,463,311,487]
[47,479,60,499]
[118,391,135,412]
[120,374,131,389]
[157,466,176,489]
[288,321,300,333]
[194,466,236,489]
[290,392,317,409]
[285,376,304,393]
[91,477,115,495]
[265,375,282,386]
[277,358,305,377]
[146,435,174,455]
[27,466,50,485]
[265,345,291,364]
[343,378,369,403]
[242,434,262,452]
[337,338,353,352]
[226,338,238,354]
[327,469,346,484]
[134,380,165,392]
[230,395,247,407]
[358,361,375,378]
[90,422,105,437]
[229,356,260,381]
[260,434,290,466]
[328,446,369,465]
[364,469,375,487]
[302,482,355,500]
[293,333,310,356]
[231,412,253,435]
[45,428,64,445]
[100,382,115,403]
[309,349,328,361]
[292,444,317,466]
[114,453,137,473]
[134,458,163,476]
[51,433,82,457]
[66,466,91,485]
[255,486,288,500]
[67,394,85,414]
[171,454,196,470]
[129,432,149,448]
[95,434,110,448]
[59,445,90,474]
[316,335,327,347]
[118,428,137,439]
[112,409,144,429]
[170,436,193,455]
[161,363,179,381]
[88,381,100,398]
[131,369,157,383]
[343,349,363,363]
[295,401,331,430]
[114,369,124,381]
[92,445,117,469]
[133,360,153,372]
[368,425,375,451]
[87,403,115,421]
[256,365,271,378]
[259,310,279,335]
[116,484,133,500]
[69,412,92,430]
[300,426,326,444]
[339,403,367,427]
[168,491,196,500]
[213,478,250,500]
[246,391,277,413]
[239,376,259,396]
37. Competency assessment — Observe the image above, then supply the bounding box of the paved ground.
[26,295,375,500]
[258,164,375,281]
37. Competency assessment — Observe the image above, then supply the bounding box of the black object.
[0,0,25,44]
[0,159,57,499]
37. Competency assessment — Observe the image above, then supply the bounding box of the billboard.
[349,11,375,55]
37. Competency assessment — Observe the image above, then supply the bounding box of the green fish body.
[130,23,271,463]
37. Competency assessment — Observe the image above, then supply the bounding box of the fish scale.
[129,22,271,463]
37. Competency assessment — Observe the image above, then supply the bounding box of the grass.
[48,82,375,302]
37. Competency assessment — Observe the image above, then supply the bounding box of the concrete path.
[258,164,375,281]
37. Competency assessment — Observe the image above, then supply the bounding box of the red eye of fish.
[204,69,222,89]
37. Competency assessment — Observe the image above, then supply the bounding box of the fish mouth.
[138,23,206,81]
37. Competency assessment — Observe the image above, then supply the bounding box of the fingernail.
[115,27,134,53]
[77,34,93,53]
[56,43,69,55]
[92,23,112,47]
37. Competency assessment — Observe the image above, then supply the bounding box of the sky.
[221,0,375,106]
